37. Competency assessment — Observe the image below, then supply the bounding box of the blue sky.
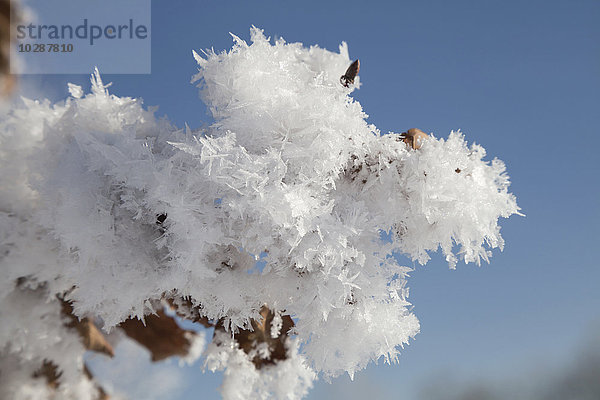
[18,0,600,398]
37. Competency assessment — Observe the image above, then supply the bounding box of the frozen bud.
[400,128,429,150]
[340,59,360,87]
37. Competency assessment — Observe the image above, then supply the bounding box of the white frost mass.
[0,27,520,399]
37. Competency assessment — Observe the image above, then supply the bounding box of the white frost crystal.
[0,27,520,399]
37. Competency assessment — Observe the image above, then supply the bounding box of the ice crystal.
[0,27,519,399]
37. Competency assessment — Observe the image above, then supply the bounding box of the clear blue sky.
[19,0,600,398]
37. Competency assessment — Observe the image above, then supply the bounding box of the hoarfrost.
[0,27,520,398]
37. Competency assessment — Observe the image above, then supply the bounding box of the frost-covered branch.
[0,27,520,399]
